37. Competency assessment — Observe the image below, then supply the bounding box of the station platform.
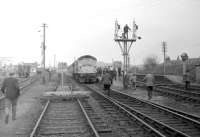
[0,81,55,137]
[111,78,200,117]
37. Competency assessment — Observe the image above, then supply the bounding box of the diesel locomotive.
[68,55,98,83]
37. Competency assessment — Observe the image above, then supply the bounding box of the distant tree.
[143,55,159,71]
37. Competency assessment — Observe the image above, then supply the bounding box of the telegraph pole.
[114,19,141,88]
[162,41,167,75]
[54,54,56,70]
[41,23,47,69]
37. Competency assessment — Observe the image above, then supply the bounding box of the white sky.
[0,0,200,66]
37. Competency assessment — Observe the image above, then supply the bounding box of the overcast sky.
[0,0,200,66]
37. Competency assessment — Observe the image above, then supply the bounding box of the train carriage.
[68,55,98,83]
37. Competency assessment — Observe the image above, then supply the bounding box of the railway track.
[59,76,165,137]
[30,99,108,137]
[87,84,200,137]
[155,86,200,103]
[88,89,165,137]
[30,98,111,137]
[144,98,200,122]
[169,84,200,92]
[79,99,113,137]
[31,75,113,137]
[136,80,200,103]
[136,74,175,85]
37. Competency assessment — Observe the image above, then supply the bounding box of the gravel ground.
[0,81,54,137]
[111,79,200,117]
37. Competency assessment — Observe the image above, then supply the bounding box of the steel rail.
[113,81,200,121]
[143,98,200,122]
[170,84,200,91]
[112,88,200,123]
[136,81,176,87]
[86,85,166,137]
[137,81,200,103]
[109,88,200,137]
[29,100,50,137]
[77,99,100,137]
[154,86,200,103]
[137,79,200,91]
[157,85,200,97]
[110,95,190,137]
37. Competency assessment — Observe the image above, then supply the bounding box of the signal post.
[114,20,141,88]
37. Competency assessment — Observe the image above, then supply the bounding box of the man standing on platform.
[124,24,131,39]
[143,73,155,100]
[130,74,137,90]
[184,70,191,90]
[1,72,20,124]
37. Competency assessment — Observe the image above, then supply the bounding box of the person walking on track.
[102,71,112,96]
[143,73,155,100]
[1,72,20,124]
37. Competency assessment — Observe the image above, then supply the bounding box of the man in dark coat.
[1,72,20,124]
[101,72,112,96]
[124,24,131,39]
[184,70,191,90]
[142,74,155,100]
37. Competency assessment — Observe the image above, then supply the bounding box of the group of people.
[0,69,191,125]
[125,73,155,100]
[97,67,122,79]
[101,70,155,100]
